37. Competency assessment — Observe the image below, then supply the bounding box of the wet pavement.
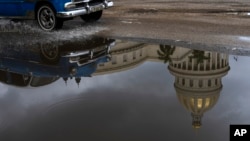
[1,0,250,141]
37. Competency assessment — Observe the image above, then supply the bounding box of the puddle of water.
[0,38,250,140]
[0,118,5,132]
[223,11,250,17]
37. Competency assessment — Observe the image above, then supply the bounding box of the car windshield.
[30,77,59,87]
[0,70,31,87]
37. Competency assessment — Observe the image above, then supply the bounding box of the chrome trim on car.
[57,0,113,18]
[62,51,89,57]
[57,9,87,18]
[72,0,90,2]
[104,0,113,7]
[62,40,115,66]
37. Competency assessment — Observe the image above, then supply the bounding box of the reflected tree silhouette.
[157,44,175,64]
[189,50,210,64]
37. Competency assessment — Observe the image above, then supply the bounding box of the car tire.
[37,4,62,31]
[80,10,103,22]
[40,44,60,64]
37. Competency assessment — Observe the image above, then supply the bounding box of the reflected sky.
[0,40,250,141]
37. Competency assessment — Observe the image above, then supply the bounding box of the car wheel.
[37,5,61,31]
[40,44,60,64]
[80,10,103,22]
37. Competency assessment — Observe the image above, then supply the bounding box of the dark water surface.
[0,38,249,141]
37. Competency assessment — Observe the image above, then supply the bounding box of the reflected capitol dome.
[168,47,230,128]
[93,40,230,128]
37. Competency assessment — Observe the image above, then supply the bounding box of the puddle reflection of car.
[0,38,115,87]
[0,0,113,31]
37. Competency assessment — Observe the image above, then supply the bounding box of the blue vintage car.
[0,0,113,31]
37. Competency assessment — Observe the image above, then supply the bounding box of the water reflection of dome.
[176,86,221,129]
[92,40,231,128]
[168,47,230,128]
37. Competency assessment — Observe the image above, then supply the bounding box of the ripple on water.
[41,96,93,130]
[43,96,90,116]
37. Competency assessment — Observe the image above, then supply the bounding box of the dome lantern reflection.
[192,113,202,129]
[176,86,221,128]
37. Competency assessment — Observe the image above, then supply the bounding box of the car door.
[0,0,22,17]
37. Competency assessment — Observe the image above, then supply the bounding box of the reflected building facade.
[94,40,161,75]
